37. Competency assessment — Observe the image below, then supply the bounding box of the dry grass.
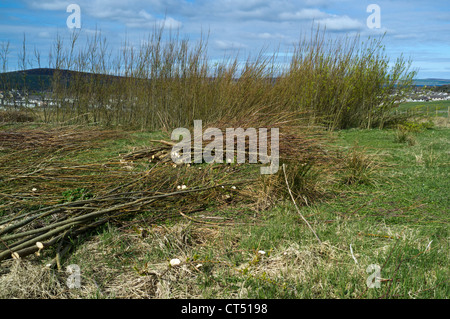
[340,145,380,185]
[0,110,35,123]
[0,125,121,150]
[0,259,95,298]
[0,225,337,299]
[0,223,224,299]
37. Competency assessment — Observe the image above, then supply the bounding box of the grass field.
[397,100,450,118]
[0,117,448,299]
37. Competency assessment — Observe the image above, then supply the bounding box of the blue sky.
[1,0,449,78]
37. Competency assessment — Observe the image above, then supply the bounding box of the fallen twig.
[282,163,322,245]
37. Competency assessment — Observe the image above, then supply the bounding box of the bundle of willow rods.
[0,163,254,262]
[0,127,258,263]
[0,122,333,264]
[121,127,331,166]
[121,140,175,163]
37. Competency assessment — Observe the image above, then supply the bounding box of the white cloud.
[315,15,364,31]
[215,40,248,51]
[392,33,421,40]
[88,7,135,20]
[258,32,281,39]
[279,9,328,21]
[160,17,182,29]
[38,31,51,38]
[29,0,70,11]
[138,10,153,20]
[125,16,182,30]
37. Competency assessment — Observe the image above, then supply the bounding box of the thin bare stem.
[282,163,322,245]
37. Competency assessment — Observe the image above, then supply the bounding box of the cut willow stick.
[47,242,72,269]
[0,195,107,230]
[0,222,82,261]
[103,160,162,196]
[7,231,47,250]
[179,211,224,226]
[14,234,65,260]
[20,217,112,263]
[0,184,223,241]
[0,182,252,262]
[1,197,154,243]
[0,212,110,262]
[149,139,177,146]
[282,163,322,245]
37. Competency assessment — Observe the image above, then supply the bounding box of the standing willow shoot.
[0,26,416,130]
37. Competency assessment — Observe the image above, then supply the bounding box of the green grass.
[212,127,449,299]
[397,100,450,118]
[61,127,448,299]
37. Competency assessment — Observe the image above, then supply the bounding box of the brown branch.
[282,163,322,245]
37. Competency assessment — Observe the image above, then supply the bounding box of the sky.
[0,0,449,78]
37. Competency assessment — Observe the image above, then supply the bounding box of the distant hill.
[413,78,450,86]
[430,84,450,93]
[0,68,126,92]
[0,68,54,91]
[2,69,450,92]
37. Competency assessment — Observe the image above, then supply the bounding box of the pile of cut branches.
[0,126,126,208]
[121,119,333,167]
[0,122,339,266]
[0,161,256,263]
